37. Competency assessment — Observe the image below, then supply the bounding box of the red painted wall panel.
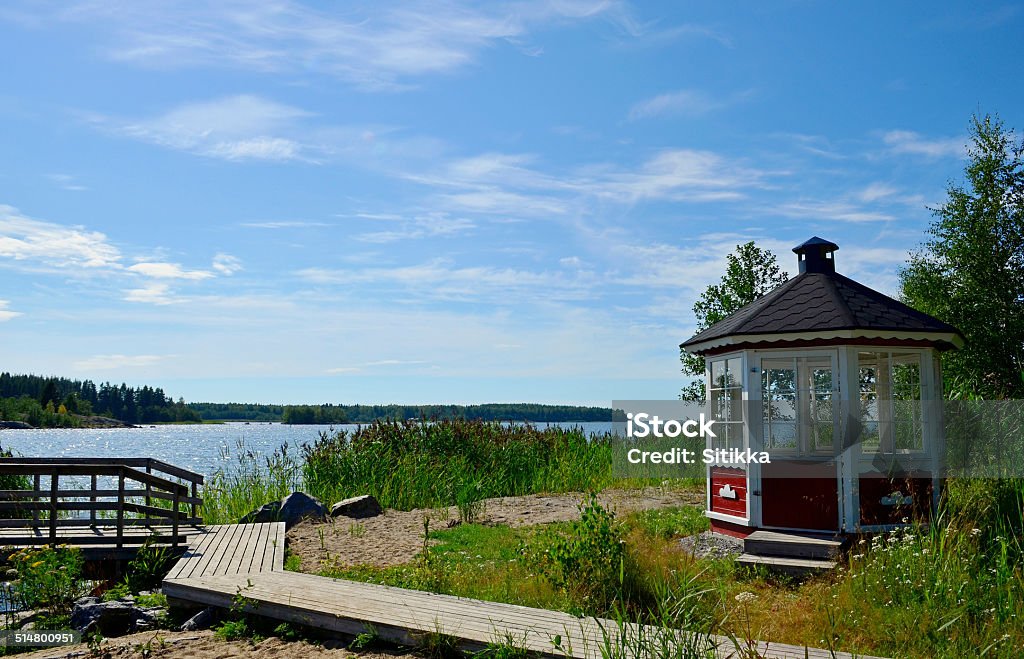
[709,466,747,517]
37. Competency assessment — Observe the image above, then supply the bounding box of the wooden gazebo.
[681,237,963,539]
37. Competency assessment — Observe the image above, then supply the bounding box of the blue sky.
[0,1,1021,406]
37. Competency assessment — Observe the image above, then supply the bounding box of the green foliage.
[0,372,198,426]
[272,622,302,641]
[535,494,624,610]
[8,546,87,618]
[101,582,131,601]
[679,242,789,400]
[214,619,252,641]
[300,418,612,514]
[124,541,175,592]
[203,441,303,525]
[135,592,168,608]
[348,624,381,650]
[626,506,709,540]
[899,113,1024,400]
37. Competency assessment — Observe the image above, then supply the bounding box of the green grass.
[202,418,627,524]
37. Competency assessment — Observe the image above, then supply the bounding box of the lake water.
[0,422,614,478]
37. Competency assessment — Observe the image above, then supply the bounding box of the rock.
[0,421,32,429]
[71,598,164,637]
[180,607,216,632]
[330,495,383,519]
[240,491,326,529]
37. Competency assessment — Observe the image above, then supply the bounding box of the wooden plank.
[271,522,285,571]
[266,521,286,568]
[187,526,237,579]
[209,523,249,577]
[164,572,879,659]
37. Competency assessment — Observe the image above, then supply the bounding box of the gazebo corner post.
[837,345,862,534]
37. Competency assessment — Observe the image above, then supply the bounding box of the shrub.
[9,546,86,619]
[536,494,624,611]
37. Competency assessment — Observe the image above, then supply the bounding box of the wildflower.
[971,528,982,536]
[735,591,757,603]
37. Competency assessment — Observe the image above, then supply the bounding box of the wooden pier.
[0,457,204,560]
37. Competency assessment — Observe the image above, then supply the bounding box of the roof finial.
[793,236,839,274]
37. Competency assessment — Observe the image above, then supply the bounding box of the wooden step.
[743,530,845,560]
[735,552,836,576]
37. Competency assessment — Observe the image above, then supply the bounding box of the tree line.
[0,372,200,426]
[188,402,614,424]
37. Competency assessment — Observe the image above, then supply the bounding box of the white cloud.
[355,213,475,243]
[857,182,900,203]
[297,258,595,302]
[128,262,214,280]
[107,95,311,162]
[123,283,182,305]
[883,130,966,158]
[0,300,22,322]
[46,173,88,191]
[240,220,330,229]
[212,253,243,275]
[628,89,722,121]
[49,1,635,91]
[73,354,166,371]
[772,200,895,223]
[0,204,122,269]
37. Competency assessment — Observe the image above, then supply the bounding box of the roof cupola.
[792,236,839,274]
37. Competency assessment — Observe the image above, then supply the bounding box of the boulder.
[180,607,217,632]
[330,495,383,519]
[71,598,163,637]
[240,491,326,529]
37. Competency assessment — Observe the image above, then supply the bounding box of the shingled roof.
[681,237,964,353]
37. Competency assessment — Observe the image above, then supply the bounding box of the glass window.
[708,355,744,450]
[761,356,835,453]
[858,351,923,452]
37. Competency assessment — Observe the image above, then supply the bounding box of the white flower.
[735,591,758,603]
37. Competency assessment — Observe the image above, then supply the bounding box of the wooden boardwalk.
[164,524,882,659]
[165,523,284,580]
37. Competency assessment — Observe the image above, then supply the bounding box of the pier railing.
[0,458,203,550]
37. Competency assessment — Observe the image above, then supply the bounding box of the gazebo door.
[758,351,842,532]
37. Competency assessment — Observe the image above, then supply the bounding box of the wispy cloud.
[0,300,21,322]
[327,358,429,374]
[355,213,475,243]
[0,204,122,269]
[73,354,166,371]
[627,88,753,121]
[772,199,895,223]
[123,283,182,305]
[96,95,311,162]
[45,173,88,191]
[297,258,596,302]
[127,261,214,280]
[212,253,243,275]
[882,130,965,158]
[47,1,636,91]
[240,220,330,229]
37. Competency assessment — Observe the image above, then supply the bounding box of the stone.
[330,495,383,519]
[240,491,327,529]
[70,598,164,637]
[180,607,216,632]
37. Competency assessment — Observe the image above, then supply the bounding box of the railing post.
[172,488,180,549]
[116,468,125,549]
[32,474,40,527]
[145,461,152,514]
[48,470,58,546]
[90,474,97,526]
[192,480,200,523]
